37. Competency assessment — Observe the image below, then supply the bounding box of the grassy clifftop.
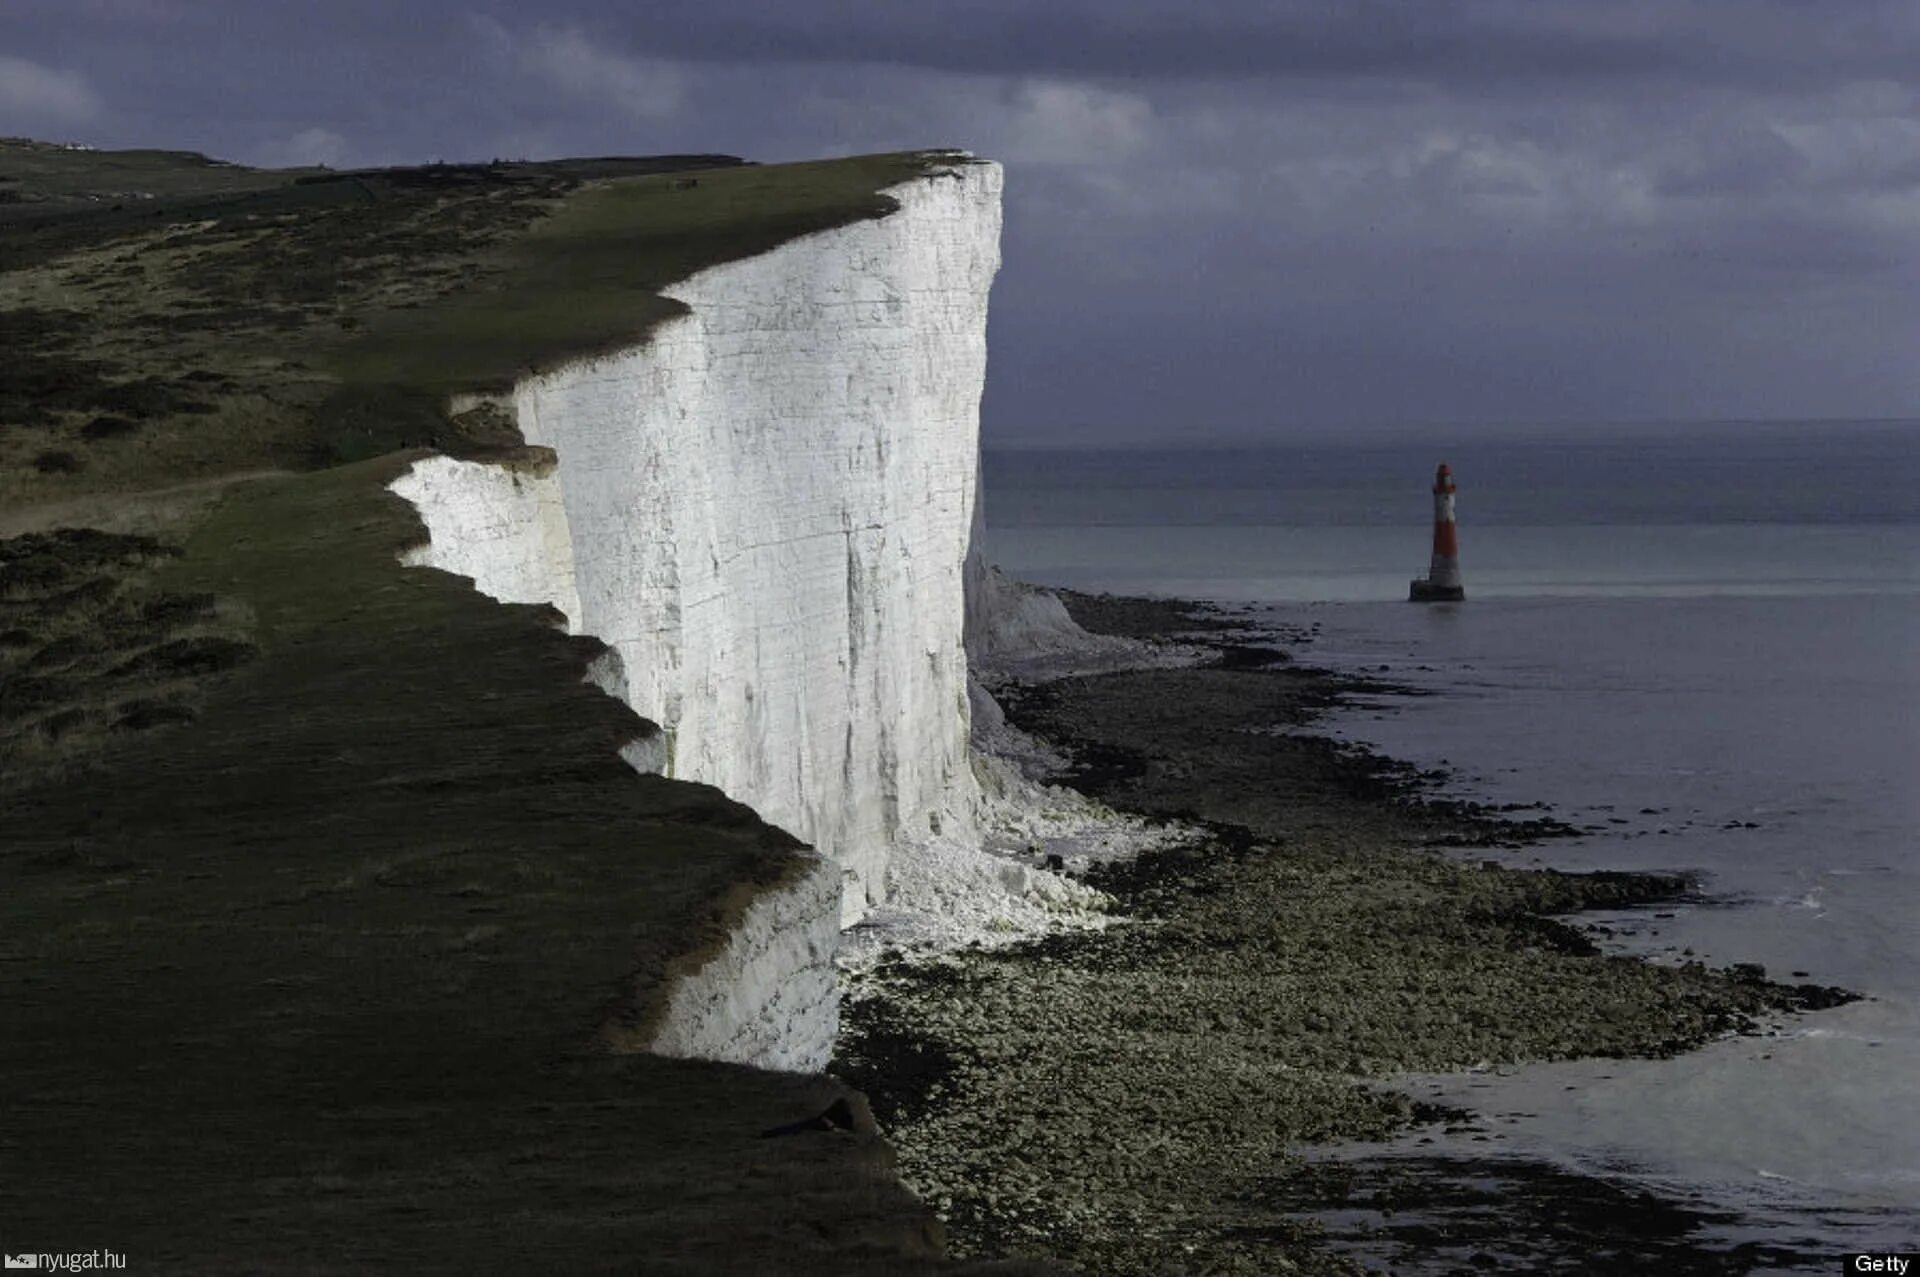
[1,143,1039,1274]
[2,140,962,512]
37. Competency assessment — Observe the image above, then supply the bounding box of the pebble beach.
[835,595,1854,1276]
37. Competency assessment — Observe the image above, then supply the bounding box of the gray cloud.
[521,0,1920,90]
[0,54,103,126]
[2,2,1915,438]
[474,18,689,123]
[251,125,353,170]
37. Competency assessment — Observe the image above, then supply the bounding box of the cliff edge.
[389,159,1002,1071]
[0,144,1057,1276]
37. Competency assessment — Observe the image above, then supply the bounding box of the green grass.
[0,137,315,221]
[0,459,1052,1274]
[0,527,254,784]
[1,146,965,504]
[0,144,1041,1273]
[334,151,961,395]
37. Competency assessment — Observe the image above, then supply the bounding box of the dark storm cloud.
[2,0,1915,436]
[18,0,1916,93]
[495,0,1920,90]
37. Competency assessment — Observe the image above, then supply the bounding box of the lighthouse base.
[1409,579,1466,602]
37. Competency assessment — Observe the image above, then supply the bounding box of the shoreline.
[836,593,1854,1275]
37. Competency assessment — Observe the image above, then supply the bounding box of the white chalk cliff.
[392,158,1006,1071]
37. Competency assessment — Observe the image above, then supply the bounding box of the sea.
[978,419,1920,1271]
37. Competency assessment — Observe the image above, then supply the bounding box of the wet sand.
[835,595,1851,1276]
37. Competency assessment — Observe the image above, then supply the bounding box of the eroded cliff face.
[642,850,845,1072]
[391,452,582,624]
[516,162,1000,922]
[392,160,1002,1069]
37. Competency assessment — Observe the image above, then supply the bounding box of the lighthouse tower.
[1409,463,1465,602]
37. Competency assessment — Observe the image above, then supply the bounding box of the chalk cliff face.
[643,851,845,1072]
[390,453,582,625]
[513,161,1000,922]
[392,160,1002,1068]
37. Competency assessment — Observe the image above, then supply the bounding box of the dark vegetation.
[0,527,252,781]
[31,448,81,473]
[3,140,1035,1274]
[1,461,1057,1275]
[0,302,219,432]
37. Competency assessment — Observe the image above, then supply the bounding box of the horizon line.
[983,415,1920,449]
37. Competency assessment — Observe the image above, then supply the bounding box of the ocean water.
[979,420,1920,1268]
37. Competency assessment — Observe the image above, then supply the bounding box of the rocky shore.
[835,595,1852,1276]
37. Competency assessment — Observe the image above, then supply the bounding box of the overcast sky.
[4,1,1917,445]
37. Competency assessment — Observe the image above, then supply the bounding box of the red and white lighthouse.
[1409,463,1465,602]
